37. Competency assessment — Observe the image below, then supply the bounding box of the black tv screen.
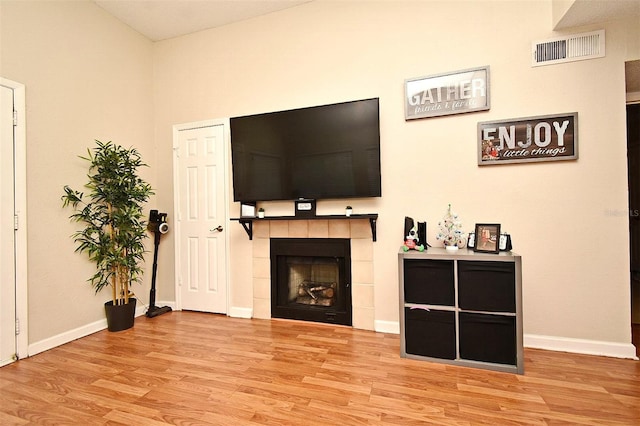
[230,98,381,202]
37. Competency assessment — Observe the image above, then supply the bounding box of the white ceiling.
[94,0,640,42]
[554,0,640,29]
[94,0,640,91]
[94,0,312,42]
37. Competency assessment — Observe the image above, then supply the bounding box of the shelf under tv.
[230,214,378,241]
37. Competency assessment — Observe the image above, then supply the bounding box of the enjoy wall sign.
[477,112,578,165]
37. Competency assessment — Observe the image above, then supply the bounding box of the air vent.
[532,30,605,67]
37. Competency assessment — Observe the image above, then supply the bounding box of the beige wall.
[0,0,155,343]
[1,0,639,356]
[153,0,638,351]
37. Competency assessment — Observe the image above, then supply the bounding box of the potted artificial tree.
[62,140,154,331]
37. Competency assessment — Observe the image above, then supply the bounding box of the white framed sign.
[405,66,490,120]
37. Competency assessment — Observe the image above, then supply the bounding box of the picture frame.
[499,233,513,251]
[467,233,475,249]
[240,201,256,218]
[473,223,501,254]
[477,112,578,165]
[405,65,490,120]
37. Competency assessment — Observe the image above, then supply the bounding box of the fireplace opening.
[288,257,339,307]
[271,238,352,326]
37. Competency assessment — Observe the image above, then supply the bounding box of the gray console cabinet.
[399,248,523,374]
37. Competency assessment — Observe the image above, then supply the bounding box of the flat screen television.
[230,98,381,203]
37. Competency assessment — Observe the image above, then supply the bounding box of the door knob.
[210,226,223,233]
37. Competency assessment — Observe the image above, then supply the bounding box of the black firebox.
[270,238,352,326]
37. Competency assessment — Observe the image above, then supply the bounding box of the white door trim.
[172,118,230,312]
[0,77,28,360]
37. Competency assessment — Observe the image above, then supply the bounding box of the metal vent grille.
[532,30,605,67]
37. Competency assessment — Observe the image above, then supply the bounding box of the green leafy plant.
[62,140,154,306]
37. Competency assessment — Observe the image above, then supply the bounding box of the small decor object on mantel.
[345,206,353,217]
[258,208,265,218]
[436,204,467,250]
[240,201,256,218]
[295,198,316,217]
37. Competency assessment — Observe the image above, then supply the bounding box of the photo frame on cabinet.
[467,233,475,249]
[499,234,513,251]
[473,223,501,254]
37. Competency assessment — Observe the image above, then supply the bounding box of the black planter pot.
[104,298,137,332]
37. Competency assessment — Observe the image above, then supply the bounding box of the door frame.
[0,77,28,361]
[172,118,231,312]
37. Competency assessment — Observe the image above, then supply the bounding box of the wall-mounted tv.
[230,98,381,203]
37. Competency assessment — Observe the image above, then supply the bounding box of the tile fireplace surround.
[251,218,375,330]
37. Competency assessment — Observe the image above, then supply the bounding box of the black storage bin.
[403,259,455,305]
[458,261,515,312]
[404,308,456,359]
[459,312,516,365]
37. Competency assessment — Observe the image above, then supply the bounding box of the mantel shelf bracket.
[370,217,377,242]
[239,219,253,240]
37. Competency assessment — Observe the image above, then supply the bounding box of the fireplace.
[270,238,352,326]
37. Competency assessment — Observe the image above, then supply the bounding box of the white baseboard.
[524,334,638,360]
[28,311,638,361]
[344,320,638,360]
[28,301,166,357]
[228,306,253,318]
[375,320,400,334]
[29,318,107,357]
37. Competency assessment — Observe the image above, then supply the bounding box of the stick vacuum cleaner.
[146,210,172,318]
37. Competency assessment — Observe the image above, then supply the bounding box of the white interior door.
[174,122,228,314]
[0,84,17,365]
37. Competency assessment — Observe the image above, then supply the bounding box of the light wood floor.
[1,312,639,425]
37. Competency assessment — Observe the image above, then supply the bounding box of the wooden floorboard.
[0,311,638,425]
